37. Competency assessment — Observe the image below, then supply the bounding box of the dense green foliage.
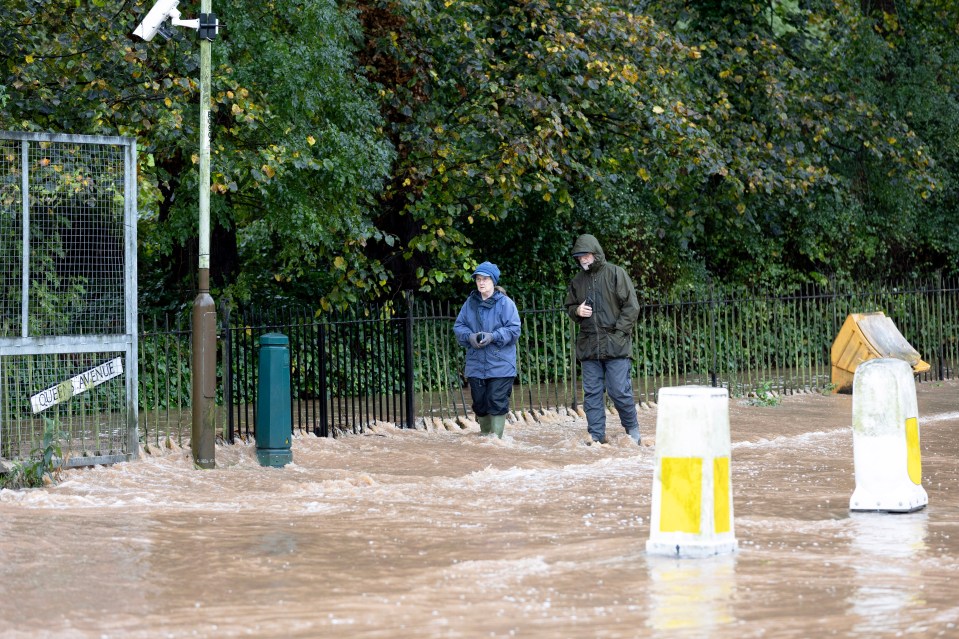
[2,0,956,310]
[1,0,392,311]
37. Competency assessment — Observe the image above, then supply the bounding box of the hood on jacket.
[570,234,606,267]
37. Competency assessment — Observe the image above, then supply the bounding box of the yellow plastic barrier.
[646,386,737,558]
[830,312,930,393]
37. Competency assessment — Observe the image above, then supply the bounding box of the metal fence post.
[570,314,578,411]
[404,291,415,429]
[317,320,328,437]
[221,302,233,443]
[710,281,718,387]
[937,272,945,381]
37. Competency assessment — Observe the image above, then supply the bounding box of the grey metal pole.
[191,0,216,468]
[20,141,30,338]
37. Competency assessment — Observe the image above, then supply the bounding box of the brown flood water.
[1,381,958,638]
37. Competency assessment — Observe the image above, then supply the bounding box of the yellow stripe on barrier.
[906,417,921,485]
[660,457,702,534]
[713,457,731,533]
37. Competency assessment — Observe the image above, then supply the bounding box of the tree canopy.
[1,0,955,310]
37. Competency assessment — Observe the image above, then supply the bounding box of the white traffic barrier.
[850,358,927,513]
[647,386,738,558]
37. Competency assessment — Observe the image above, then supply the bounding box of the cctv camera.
[154,21,175,41]
[133,0,181,42]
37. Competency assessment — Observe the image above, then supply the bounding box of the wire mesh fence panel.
[1,351,128,463]
[0,131,138,467]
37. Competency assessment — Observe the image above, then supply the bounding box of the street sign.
[31,357,124,413]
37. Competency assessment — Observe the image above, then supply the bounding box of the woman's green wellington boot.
[477,415,492,434]
[490,414,506,439]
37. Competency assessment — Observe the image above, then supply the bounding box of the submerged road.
[1,381,957,638]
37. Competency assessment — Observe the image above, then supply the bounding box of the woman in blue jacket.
[453,261,521,438]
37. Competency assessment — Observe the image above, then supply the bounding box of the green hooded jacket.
[563,234,640,361]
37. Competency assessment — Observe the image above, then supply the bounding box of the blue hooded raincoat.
[453,289,521,379]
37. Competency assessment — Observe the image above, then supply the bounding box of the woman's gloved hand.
[469,332,493,348]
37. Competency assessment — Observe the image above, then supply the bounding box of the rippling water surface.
[2,382,958,638]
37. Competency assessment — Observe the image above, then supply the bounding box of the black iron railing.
[221,293,416,442]
[136,277,959,444]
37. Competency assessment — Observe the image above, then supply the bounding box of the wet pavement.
[0,380,957,638]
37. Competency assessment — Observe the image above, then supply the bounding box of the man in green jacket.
[564,234,642,445]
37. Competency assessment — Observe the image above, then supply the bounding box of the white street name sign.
[30,357,124,413]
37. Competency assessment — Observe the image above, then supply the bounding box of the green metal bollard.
[256,333,293,467]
